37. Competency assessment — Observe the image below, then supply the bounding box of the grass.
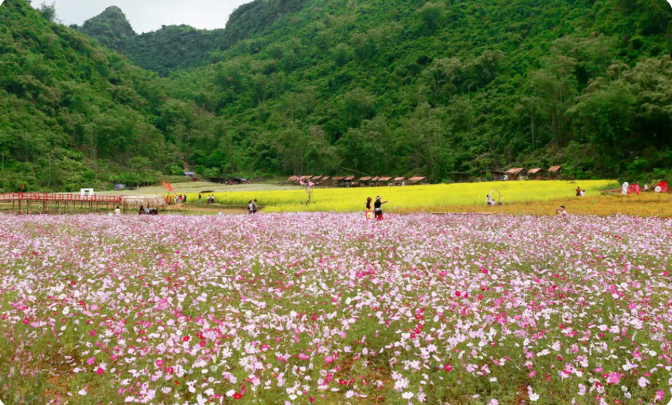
[178,180,618,213]
[411,192,672,217]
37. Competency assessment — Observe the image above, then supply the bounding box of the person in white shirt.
[114,206,121,216]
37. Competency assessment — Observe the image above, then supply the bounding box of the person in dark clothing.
[183,195,187,204]
[139,205,145,215]
[252,199,258,214]
[374,196,388,220]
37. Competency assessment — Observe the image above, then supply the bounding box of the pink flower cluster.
[0,213,671,404]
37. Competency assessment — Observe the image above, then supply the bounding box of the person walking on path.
[374,196,388,221]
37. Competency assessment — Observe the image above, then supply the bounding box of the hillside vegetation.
[0,0,671,192]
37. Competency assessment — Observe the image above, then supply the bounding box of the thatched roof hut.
[408,176,428,184]
[505,168,527,180]
[121,195,168,208]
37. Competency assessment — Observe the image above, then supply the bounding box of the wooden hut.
[528,168,545,180]
[481,170,506,181]
[447,172,470,183]
[549,166,562,179]
[407,176,428,185]
[331,176,345,187]
[394,177,406,186]
[378,176,393,186]
[122,195,168,214]
[343,176,355,186]
[359,176,373,186]
[505,168,527,181]
[287,175,298,184]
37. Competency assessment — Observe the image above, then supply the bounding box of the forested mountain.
[1,0,671,192]
[73,0,308,76]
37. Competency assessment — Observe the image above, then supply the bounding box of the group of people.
[198,194,216,204]
[575,187,586,197]
[248,199,258,214]
[173,194,188,204]
[486,194,498,206]
[138,205,158,215]
[365,196,388,220]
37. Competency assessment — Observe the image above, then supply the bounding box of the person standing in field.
[252,199,258,214]
[374,196,388,221]
[556,206,569,222]
[576,187,581,197]
[198,194,202,204]
[580,189,586,197]
[183,194,188,204]
[115,206,121,216]
[248,200,254,215]
[365,197,373,220]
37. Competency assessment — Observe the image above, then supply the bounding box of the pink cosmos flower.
[654,390,665,403]
[606,372,620,384]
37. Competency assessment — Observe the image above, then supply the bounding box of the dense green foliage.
[1,0,671,192]
[73,0,308,76]
[0,0,173,191]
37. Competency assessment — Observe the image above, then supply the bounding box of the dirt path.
[96,181,301,196]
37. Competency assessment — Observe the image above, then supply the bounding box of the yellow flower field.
[181,180,618,213]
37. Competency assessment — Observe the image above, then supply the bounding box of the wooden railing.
[0,193,123,203]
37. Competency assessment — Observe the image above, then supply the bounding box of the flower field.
[182,180,617,212]
[1,213,672,405]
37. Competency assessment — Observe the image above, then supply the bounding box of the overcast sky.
[51,0,251,33]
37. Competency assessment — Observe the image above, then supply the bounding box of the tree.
[337,116,392,173]
[420,58,462,104]
[339,88,376,129]
[37,2,58,23]
[417,2,445,33]
[568,80,635,154]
